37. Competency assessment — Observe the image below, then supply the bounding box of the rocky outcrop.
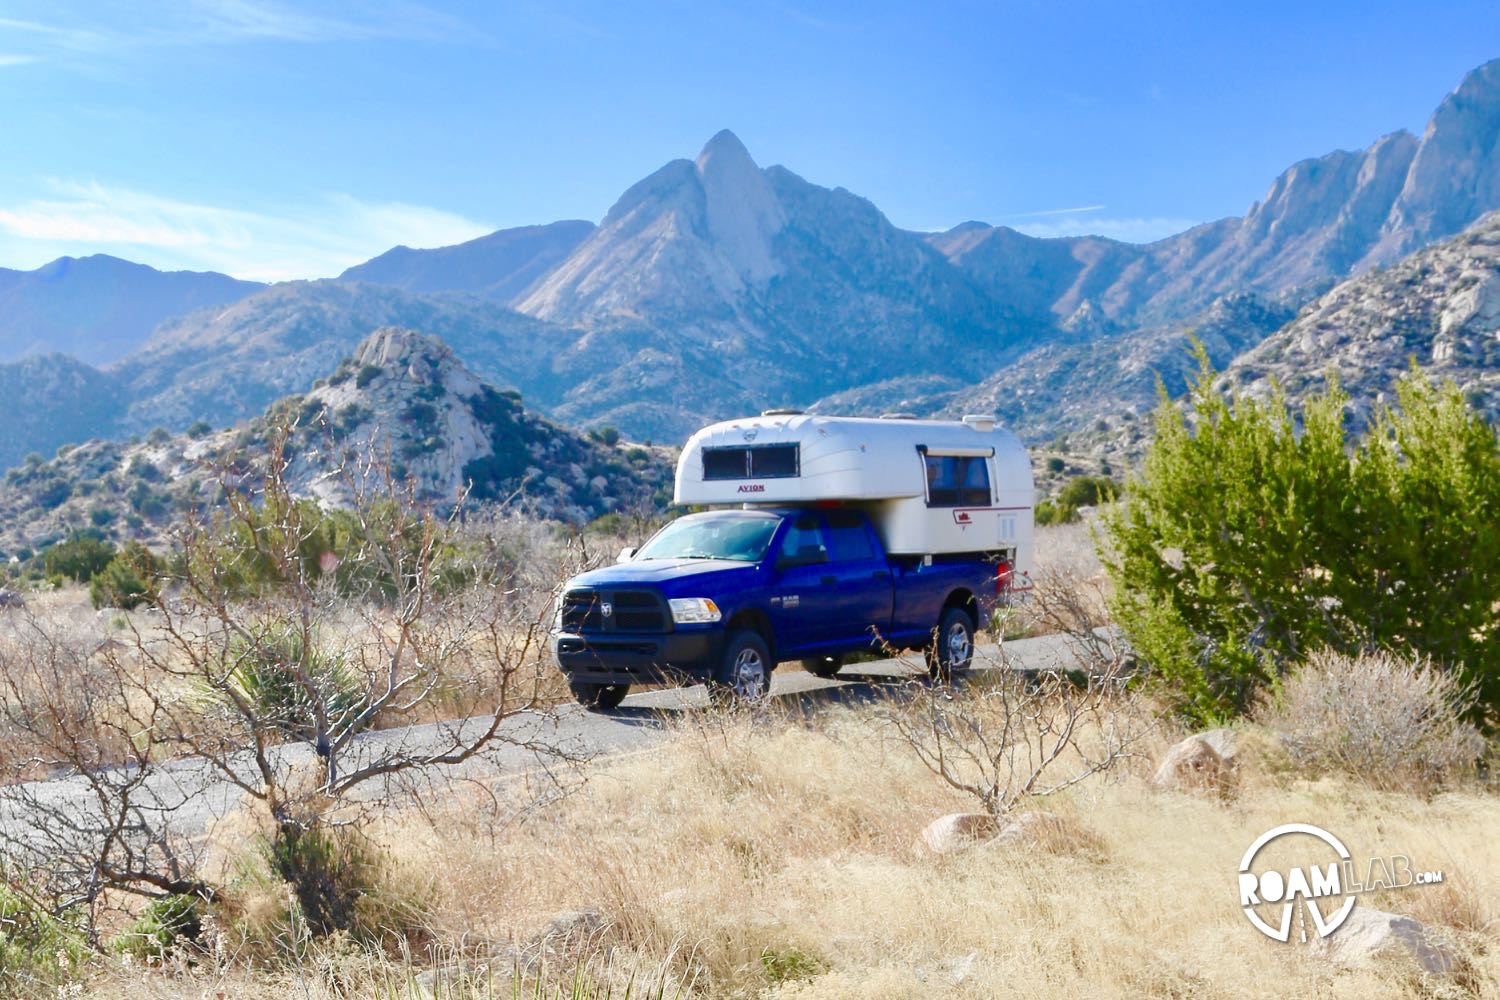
[1316,908,1463,978]
[1151,730,1240,796]
[918,813,1000,855]
[1223,211,1500,428]
[0,329,672,551]
[1374,58,1500,263]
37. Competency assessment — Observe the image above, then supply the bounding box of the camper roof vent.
[879,412,917,420]
[761,408,804,417]
[961,414,998,431]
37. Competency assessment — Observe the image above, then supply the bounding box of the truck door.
[767,513,839,656]
[821,509,895,648]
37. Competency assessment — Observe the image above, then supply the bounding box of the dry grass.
[65,695,1499,999]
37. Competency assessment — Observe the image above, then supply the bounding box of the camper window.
[924,454,992,507]
[702,443,800,480]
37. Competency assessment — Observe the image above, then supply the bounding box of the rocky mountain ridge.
[0,254,261,365]
[4,57,1500,468]
[0,328,672,553]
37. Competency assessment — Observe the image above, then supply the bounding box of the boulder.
[1151,730,1238,796]
[1316,907,1461,977]
[917,812,1000,855]
[991,810,1102,856]
[0,588,23,609]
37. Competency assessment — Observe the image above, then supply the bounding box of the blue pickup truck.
[552,505,1004,708]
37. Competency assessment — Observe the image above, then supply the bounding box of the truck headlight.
[669,597,722,624]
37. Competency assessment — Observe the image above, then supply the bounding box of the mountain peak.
[695,129,755,172]
[1448,56,1500,108]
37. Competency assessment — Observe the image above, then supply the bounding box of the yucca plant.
[227,621,367,745]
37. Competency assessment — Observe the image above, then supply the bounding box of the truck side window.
[825,511,876,561]
[924,455,992,507]
[777,514,827,567]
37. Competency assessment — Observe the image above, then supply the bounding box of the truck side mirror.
[617,546,637,563]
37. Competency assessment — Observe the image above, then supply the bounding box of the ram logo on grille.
[601,602,613,617]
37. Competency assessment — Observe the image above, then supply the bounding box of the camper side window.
[702,444,799,480]
[924,455,992,507]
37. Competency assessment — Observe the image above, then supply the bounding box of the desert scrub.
[0,879,88,997]
[1106,348,1500,724]
[1256,649,1485,790]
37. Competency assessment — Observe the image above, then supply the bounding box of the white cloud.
[0,53,38,66]
[0,180,494,281]
[1005,204,1107,219]
[0,1,478,65]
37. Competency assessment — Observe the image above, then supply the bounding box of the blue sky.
[0,1,1495,281]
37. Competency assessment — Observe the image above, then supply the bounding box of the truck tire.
[927,607,975,682]
[710,630,773,706]
[800,654,843,679]
[570,682,629,711]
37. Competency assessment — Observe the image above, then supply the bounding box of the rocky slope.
[1222,211,1500,425]
[929,59,1500,331]
[513,130,1039,438]
[0,254,261,365]
[4,58,1500,467]
[0,354,128,472]
[0,329,672,553]
[337,220,595,301]
[108,280,580,435]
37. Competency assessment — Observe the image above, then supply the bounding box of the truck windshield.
[634,512,781,562]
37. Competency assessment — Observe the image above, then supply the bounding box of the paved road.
[2,633,1088,848]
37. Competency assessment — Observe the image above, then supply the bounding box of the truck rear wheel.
[710,630,772,706]
[927,607,975,682]
[570,682,629,711]
[800,654,843,679]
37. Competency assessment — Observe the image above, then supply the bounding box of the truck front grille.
[561,589,668,633]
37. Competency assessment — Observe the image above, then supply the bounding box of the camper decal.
[738,484,766,493]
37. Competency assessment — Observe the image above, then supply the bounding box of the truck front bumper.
[553,629,725,686]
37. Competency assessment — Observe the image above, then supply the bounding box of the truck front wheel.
[927,607,975,682]
[570,682,630,711]
[710,630,772,706]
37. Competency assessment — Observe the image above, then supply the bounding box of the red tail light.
[995,560,1013,594]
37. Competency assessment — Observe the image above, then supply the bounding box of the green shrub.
[228,623,367,743]
[355,363,382,389]
[89,543,160,610]
[1035,475,1120,525]
[111,893,204,960]
[1105,349,1500,724]
[0,882,87,995]
[589,425,621,447]
[42,534,115,582]
[186,419,213,438]
[1045,456,1066,474]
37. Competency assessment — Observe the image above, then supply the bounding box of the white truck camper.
[675,411,1035,593]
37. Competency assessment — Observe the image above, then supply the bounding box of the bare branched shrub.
[1255,649,1485,789]
[887,659,1150,817]
[0,424,583,948]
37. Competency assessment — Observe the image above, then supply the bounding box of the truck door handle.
[820,575,836,586]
